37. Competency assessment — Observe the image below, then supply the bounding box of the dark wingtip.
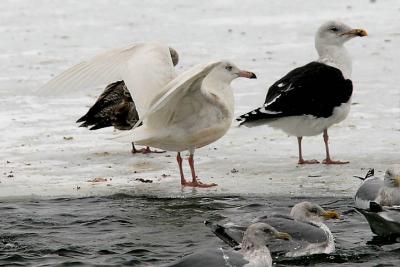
[370,202,383,212]
[250,72,257,79]
[76,116,86,123]
[78,122,89,128]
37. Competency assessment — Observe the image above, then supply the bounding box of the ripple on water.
[0,195,399,266]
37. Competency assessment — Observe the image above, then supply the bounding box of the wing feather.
[38,42,176,116]
[133,60,221,129]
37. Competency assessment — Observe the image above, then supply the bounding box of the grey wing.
[356,208,400,237]
[354,177,384,209]
[163,248,248,267]
[255,215,329,255]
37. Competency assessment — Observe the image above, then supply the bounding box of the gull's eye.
[310,208,318,213]
[225,65,233,71]
[329,27,339,32]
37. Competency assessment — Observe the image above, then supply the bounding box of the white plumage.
[39,43,256,187]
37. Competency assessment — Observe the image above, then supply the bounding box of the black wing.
[237,62,353,124]
[77,81,139,130]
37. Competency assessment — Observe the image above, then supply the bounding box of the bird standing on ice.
[75,48,180,154]
[237,21,367,164]
[40,43,256,188]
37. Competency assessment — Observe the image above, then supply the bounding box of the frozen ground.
[0,0,399,200]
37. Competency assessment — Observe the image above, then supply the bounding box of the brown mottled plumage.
[77,81,139,130]
[77,47,179,132]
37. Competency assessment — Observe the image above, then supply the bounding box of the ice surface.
[0,0,399,200]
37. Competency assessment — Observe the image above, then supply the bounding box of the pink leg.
[322,129,349,164]
[180,153,217,188]
[131,143,165,154]
[297,137,319,164]
[176,152,186,185]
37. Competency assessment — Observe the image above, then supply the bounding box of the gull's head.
[315,21,367,50]
[290,201,340,223]
[210,61,256,84]
[383,168,400,188]
[242,222,291,250]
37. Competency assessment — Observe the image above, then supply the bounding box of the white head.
[290,202,340,223]
[315,21,367,55]
[241,222,291,251]
[207,60,256,84]
[383,168,400,188]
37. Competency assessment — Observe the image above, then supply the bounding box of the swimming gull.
[355,168,400,209]
[237,21,367,164]
[76,48,179,154]
[39,43,256,187]
[164,222,291,267]
[206,201,340,257]
[356,202,400,238]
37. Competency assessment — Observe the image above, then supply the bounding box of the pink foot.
[181,180,218,188]
[322,159,349,164]
[298,159,320,164]
[131,144,165,154]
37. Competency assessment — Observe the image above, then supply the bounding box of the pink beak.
[238,70,257,79]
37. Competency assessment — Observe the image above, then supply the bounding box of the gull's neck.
[313,221,335,253]
[240,238,272,267]
[201,74,235,119]
[316,43,352,79]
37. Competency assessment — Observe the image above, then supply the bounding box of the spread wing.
[133,60,221,129]
[38,42,177,117]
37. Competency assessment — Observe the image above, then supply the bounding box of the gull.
[75,48,179,154]
[39,43,256,188]
[206,201,340,257]
[164,223,291,267]
[237,21,367,164]
[355,168,400,209]
[356,202,400,238]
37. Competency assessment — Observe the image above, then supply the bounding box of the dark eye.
[310,208,318,213]
[329,27,339,32]
[225,65,233,71]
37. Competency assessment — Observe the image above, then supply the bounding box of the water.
[1,195,399,267]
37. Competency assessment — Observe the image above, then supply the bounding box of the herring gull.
[237,21,367,164]
[205,201,340,257]
[355,168,400,209]
[164,223,291,267]
[39,43,256,187]
[356,202,400,238]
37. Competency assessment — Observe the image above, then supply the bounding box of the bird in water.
[237,21,367,164]
[206,201,340,257]
[76,48,180,154]
[355,168,400,209]
[164,223,291,267]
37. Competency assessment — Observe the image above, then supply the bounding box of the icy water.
[1,195,399,267]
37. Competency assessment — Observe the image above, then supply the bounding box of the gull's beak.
[395,175,400,187]
[342,29,368,37]
[274,231,292,241]
[323,210,340,220]
[238,70,257,79]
